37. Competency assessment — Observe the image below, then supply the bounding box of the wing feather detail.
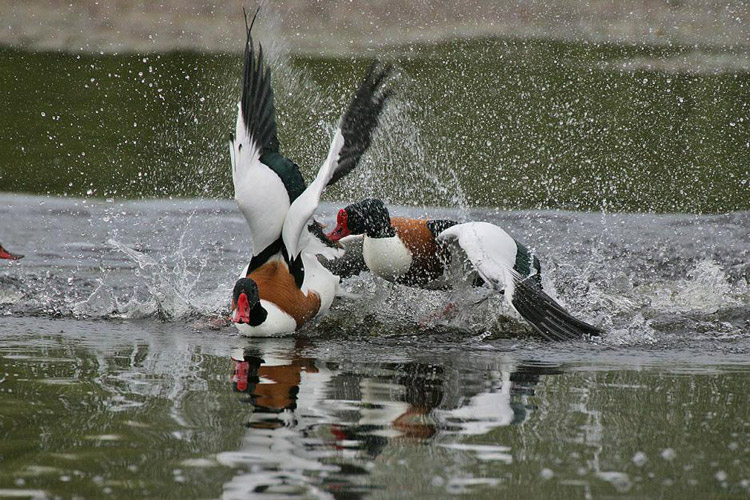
[229,10,289,256]
[281,62,393,259]
[510,277,603,340]
[328,62,394,186]
[437,222,602,341]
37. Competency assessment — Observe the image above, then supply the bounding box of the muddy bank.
[1,0,748,55]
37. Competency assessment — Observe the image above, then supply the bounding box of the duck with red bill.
[0,244,23,260]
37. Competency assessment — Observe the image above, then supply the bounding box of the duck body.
[232,253,337,337]
[327,199,600,340]
[328,199,540,287]
[328,198,461,287]
[228,12,392,336]
[361,217,458,286]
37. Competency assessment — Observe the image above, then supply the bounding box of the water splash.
[101,238,227,321]
[649,260,746,315]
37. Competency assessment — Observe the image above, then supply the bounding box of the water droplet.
[632,451,648,467]
[661,448,676,461]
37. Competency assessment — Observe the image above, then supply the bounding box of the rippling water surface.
[1,193,749,499]
[2,7,749,497]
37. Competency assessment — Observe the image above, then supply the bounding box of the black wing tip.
[327,60,395,187]
[361,61,395,110]
[368,61,395,91]
[238,5,279,155]
[512,278,604,341]
[309,220,342,249]
[243,6,261,37]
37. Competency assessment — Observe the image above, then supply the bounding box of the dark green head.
[327,198,395,240]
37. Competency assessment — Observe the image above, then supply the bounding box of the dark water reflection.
[3,317,747,499]
[225,340,562,498]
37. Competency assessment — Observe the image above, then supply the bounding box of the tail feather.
[511,278,602,341]
[327,62,394,186]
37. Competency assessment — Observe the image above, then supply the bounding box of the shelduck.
[0,244,23,260]
[327,198,602,340]
[228,12,392,336]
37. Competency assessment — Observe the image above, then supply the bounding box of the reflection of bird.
[230,347,319,429]
[327,199,601,340]
[228,11,392,336]
[436,362,559,432]
[0,244,23,260]
[328,363,445,457]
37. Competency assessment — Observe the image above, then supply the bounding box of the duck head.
[327,198,394,241]
[231,278,268,326]
[0,244,23,260]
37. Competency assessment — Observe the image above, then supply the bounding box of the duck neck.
[359,201,395,239]
[366,220,396,239]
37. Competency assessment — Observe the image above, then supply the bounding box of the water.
[1,18,749,498]
[1,320,750,499]
[1,193,749,498]
[2,193,748,342]
[2,38,748,212]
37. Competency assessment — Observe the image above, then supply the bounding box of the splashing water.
[2,194,748,350]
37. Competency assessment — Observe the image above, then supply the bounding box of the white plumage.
[436,222,521,306]
[228,13,392,336]
[230,110,291,256]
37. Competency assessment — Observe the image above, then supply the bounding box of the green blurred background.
[0,1,748,212]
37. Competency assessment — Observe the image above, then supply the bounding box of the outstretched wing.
[237,8,278,158]
[327,63,393,186]
[281,62,393,259]
[229,10,304,258]
[510,277,603,340]
[437,222,601,341]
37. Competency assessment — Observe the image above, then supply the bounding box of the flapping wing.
[437,222,519,297]
[229,10,292,256]
[437,222,601,341]
[235,8,279,158]
[327,63,393,186]
[281,62,393,258]
[321,234,367,278]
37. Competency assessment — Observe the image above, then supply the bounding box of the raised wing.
[281,62,393,259]
[237,8,278,159]
[229,9,305,260]
[320,234,367,279]
[327,63,393,186]
[437,222,602,341]
[437,222,519,296]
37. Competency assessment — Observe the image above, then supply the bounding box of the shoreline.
[1,0,748,56]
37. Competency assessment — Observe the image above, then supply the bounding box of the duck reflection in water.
[224,343,565,498]
[230,342,562,453]
[328,361,562,460]
[231,340,318,429]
